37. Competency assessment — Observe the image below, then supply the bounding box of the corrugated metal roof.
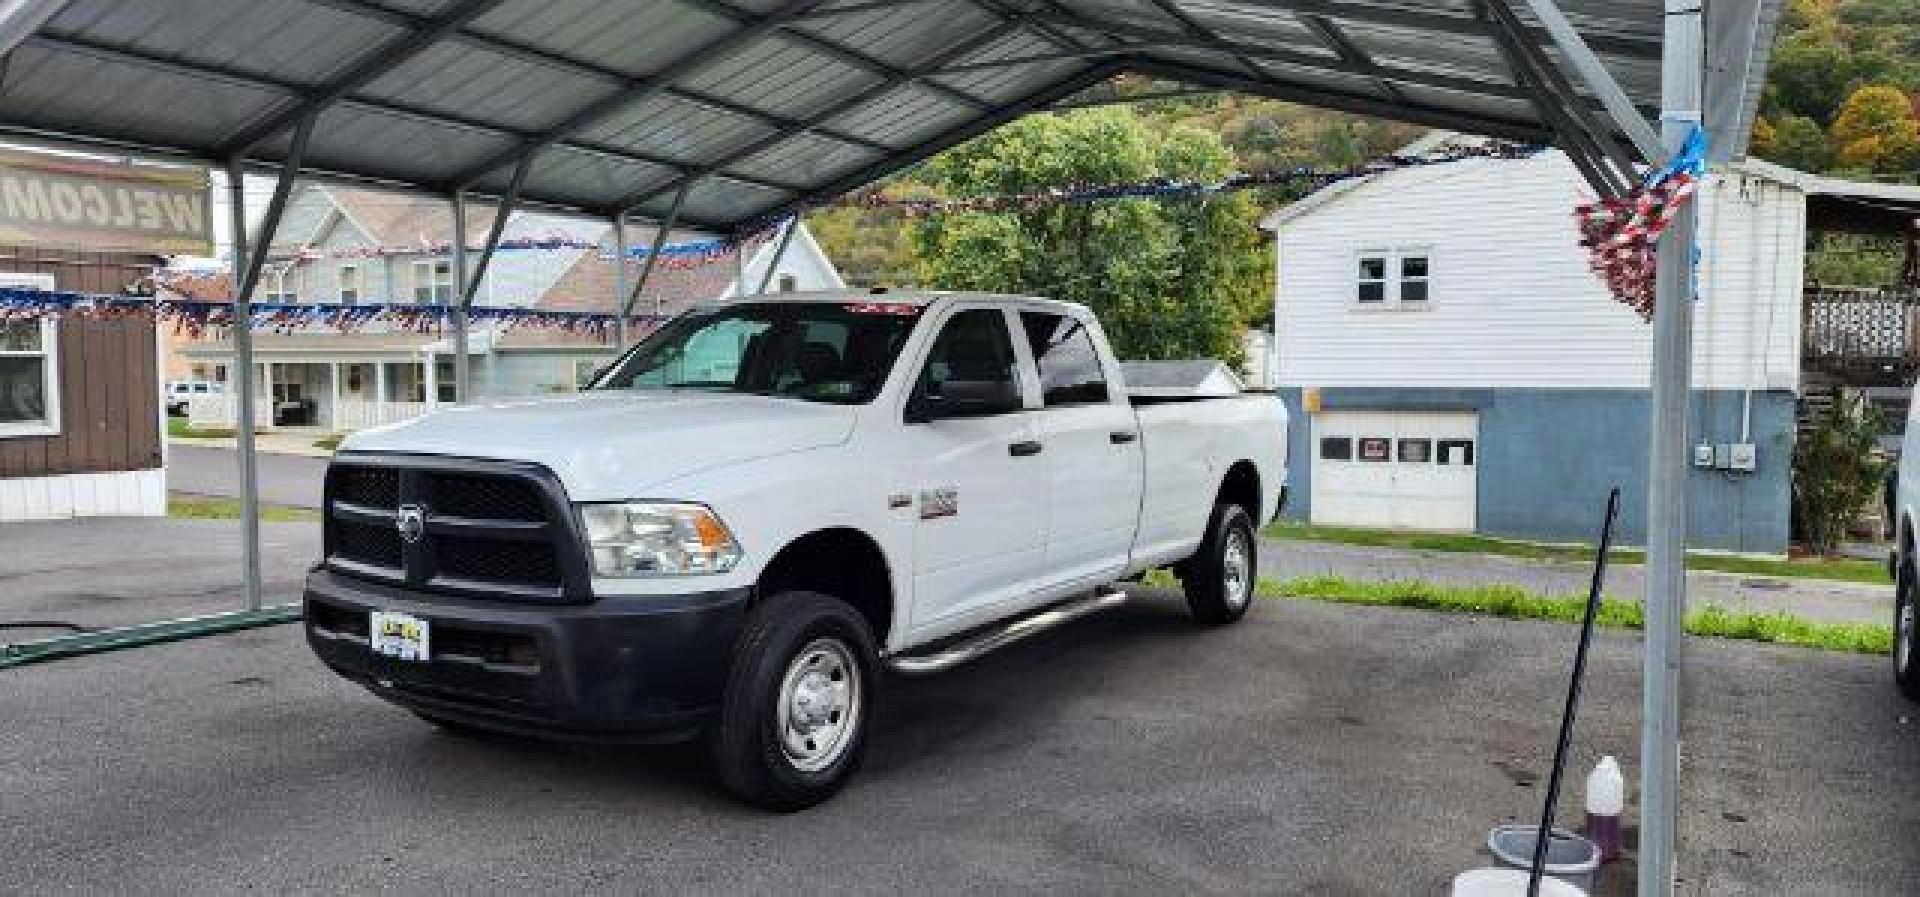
[0,0,1780,232]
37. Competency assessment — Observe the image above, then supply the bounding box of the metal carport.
[0,1,1782,892]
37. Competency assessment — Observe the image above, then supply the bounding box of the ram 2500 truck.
[304,291,1288,809]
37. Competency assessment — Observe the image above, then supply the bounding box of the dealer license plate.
[370,611,430,662]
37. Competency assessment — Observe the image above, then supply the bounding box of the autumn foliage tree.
[1830,84,1920,173]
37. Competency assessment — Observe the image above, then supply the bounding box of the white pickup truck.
[304,291,1288,809]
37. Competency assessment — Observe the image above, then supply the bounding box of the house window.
[1319,436,1352,461]
[1354,249,1432,309]
[413,260,453,305]
[264,266,297,303]
[0,318,59,438]
[339,265,361,305]
[777,273,799,293]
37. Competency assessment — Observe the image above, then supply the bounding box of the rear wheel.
[1896,563,1920,700]
[1180,502,1258,624]
[710,590,876,811]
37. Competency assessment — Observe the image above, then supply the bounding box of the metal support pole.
[226,111,316,613]
[225,160,261,611]
[1640,2,1703,893]
[621,180,693,324]
[450,191,470,404]
[755,218,799,294]
[612,213,629,347]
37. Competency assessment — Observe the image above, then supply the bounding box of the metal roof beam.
[738,61,1128,229]
[613,15,1041,215]
[1519,0,1663,160]
[1481,0,1640,170]
[676,0,999,112]
[1139,0,1276,85]
[1476,1,1630,194]
[1127,58,1554,143]
[301,0,896,157]
[1228,0,1660,58]
[449,0,834,190]
[1296,14,1407,105]
[1013,16,1630,112]
[218,0,509,157]
[23,33,807,198]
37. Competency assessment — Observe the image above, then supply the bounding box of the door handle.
[1009,440,1044,457]
[1109,430,1138,444]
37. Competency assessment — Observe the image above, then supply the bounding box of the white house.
[178,185,843,431]
[1262,144,1822,553]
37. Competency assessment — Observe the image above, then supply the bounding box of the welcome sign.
[0,150,212,256]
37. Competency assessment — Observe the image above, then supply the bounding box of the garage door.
[1311,411,1477,531]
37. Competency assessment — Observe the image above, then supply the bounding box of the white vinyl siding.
[1271,152,1805,391]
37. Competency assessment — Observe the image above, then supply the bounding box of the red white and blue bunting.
[0,289,657,339]
[1573,125,1708,322]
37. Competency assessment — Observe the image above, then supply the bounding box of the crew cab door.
[897,306,1049,635]
[1016,309,1142,589]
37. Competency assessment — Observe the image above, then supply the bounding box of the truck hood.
[340,390,858,499]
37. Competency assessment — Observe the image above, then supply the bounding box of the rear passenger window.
[1019,312,1108,406]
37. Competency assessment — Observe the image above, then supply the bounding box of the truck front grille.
[323,456,588,603]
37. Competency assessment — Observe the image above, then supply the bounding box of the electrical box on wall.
[1693,444,1715,468]
[1728,443,1757,472]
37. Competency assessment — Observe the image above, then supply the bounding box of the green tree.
[1793,391,1892,555]
[912,108,1267,366]
[1754,113,1836,171]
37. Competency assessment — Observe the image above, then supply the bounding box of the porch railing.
[1803,285,1920,380]
[331,400,432,430]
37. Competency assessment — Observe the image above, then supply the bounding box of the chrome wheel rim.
[1900,589,1915,675]
[776,637,862,773]
[1223,528,1253,609]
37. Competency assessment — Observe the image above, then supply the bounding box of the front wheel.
[1180,502,1258,625]
[710,590,877,811]
[1896,565,1920,700]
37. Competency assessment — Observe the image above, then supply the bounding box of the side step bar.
[885,587,1129,676]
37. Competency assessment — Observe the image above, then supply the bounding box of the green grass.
[1263,521,1891,586]
[1257,574,1893,656]
[166,417,235,440]
[168,495,319,523]
[313,435,344,453]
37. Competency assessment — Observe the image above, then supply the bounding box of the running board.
[885,588,1129,676]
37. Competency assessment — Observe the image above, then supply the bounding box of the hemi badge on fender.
[887,493,912,510]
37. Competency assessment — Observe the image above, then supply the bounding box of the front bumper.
[304,566,751,743]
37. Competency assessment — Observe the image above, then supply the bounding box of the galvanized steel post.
[224,159,262,612]
[1640,1,1704,893]
[451,191,470,403]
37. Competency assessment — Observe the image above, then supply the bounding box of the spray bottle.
[1585,755,1625,862]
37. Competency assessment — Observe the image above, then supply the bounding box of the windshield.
[593,301,923,404]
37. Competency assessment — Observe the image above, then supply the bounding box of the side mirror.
[907,379,1019,423]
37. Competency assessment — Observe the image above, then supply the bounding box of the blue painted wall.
[1275,387,1794,554]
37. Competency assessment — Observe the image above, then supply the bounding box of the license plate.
[370,611,430,662]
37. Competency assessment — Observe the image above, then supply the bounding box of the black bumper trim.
[304,567,751,743]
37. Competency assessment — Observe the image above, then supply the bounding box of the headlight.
[576,502,742,577]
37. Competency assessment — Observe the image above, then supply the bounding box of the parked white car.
[164,380,223,416]
[1891,404,1920,696]
[304,291,1288,809]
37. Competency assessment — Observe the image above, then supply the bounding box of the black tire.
[710,590,878,812]
[1896,563,1920,700]
[1180,502,1258,625]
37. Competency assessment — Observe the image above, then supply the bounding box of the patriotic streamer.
[284,234,598,262]
[0,289,657,340]
[1573,125,1708,322]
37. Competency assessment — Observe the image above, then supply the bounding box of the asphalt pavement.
[4,593,1916,894]
[169,443,328,509]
